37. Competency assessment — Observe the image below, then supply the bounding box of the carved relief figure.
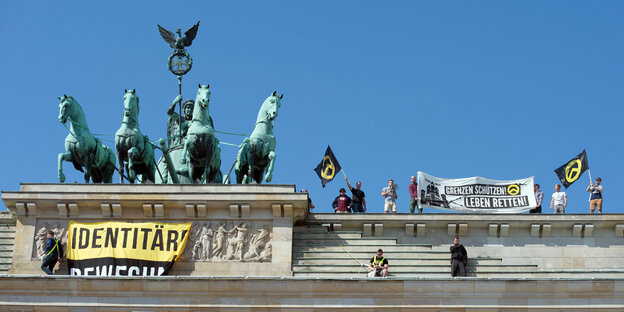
[182,221,271,262]
[212,223,227,260]
[199,225,213,260]
[35,223,49,260]
[227,223,248,261]
[245,225,271,261]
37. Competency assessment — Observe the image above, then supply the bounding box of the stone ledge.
[0,276,622,311]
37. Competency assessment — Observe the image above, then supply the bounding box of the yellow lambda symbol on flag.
[507,184,520,196]
[320,156,336,179]
[565,159,582,183]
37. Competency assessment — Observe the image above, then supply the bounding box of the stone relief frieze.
[34,222,68,260]
[182,221,272,262]
[31,220,271,262]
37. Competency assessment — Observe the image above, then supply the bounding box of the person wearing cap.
[332,188,351,213]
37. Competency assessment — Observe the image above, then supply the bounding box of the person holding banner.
[381,179,398,213]
[40,230,63,275]
[586,177,603,214]
[530,184,544,214]
[550,184,567,214]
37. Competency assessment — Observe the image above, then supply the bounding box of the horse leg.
[145,144,156,184]
[117,151,125,183]
[104,149,116,184]
[127,147,138,183]
[57,151,72,183]
[264,151,276,183]
[83,153,92,183]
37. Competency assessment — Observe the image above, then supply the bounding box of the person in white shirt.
[550,184,567,214]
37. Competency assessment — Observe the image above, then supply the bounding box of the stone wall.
[1,184,308,276]
[311,214,624,275]
[0,276,623,311]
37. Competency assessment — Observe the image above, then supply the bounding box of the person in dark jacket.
[40,230,63,275]
[332,188,351,213]
[450,236,467,277]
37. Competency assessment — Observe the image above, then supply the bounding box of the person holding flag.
[345,176,366,213]
[587,177,603,214]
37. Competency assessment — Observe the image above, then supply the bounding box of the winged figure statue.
[158,21,200,50]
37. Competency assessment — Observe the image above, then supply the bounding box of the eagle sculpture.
[158,21,200,49]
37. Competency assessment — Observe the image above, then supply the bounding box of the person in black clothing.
[40,230,63,275]
[345,176,367,213]
[368,248,389,277]
[450,236,467,277]
[332,188,351,213]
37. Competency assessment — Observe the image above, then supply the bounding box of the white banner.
[417,171,536,213]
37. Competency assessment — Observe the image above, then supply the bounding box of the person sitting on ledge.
[450,236,467,277]
[368,248,389,277]
[40,230,63,275]
[332,188,351,213]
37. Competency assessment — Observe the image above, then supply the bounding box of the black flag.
[314,146,342,187]
[554,150,589,189]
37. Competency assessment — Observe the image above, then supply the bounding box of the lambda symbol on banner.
[565,159,582,183]
[507,184,520,195]
[320,156,336,179]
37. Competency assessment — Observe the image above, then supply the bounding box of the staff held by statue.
[157,21,200,142]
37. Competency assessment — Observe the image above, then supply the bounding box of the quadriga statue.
[182,84,222,183]
[57,95,116,183]
[114,89,156,183]
[235,91,283,184]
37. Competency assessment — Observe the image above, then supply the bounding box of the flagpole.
[588,169,593,184]
[341,169,347,178]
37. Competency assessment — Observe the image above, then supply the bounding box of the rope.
[310,217,366,277]
[214,129,248,137]
[219,141,239,147]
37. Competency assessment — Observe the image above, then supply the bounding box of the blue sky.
[1,1,622,213]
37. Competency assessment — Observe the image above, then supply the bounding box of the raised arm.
[345,176,352,190]
[168,94,183,115]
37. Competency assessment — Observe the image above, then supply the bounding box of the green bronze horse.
[182,84,222,183]
[114,89,156,183]
[57,95,116,183]
[235,91,283,184]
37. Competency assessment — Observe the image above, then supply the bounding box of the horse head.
[58,94,72,124]
[263,91,283,122]
[192,84,211,122]
[123,89,140,123]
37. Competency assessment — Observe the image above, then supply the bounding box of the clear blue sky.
[1,1,622,213]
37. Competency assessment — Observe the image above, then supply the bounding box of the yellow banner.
[67,221,191,262]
